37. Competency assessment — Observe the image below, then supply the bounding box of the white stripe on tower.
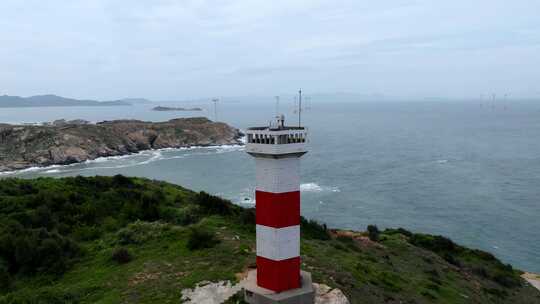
[256,225,300,261]
[255,157,300,193]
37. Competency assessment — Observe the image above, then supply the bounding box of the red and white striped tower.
[245,115,312,300]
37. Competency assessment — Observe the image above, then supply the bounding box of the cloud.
[0,0,539,99]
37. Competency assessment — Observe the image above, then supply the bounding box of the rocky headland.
[0,117,242,172]
[152,106,203,111]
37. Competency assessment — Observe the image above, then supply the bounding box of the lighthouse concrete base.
[242,269,315,304]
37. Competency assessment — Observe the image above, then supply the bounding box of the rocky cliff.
[0,117,242,172]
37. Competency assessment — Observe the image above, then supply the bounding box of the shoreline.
[0,140,245,176]
[0,118,244,174]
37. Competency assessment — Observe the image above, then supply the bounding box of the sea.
[1,99,539,273]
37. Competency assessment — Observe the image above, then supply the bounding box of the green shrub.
[301,218,330,240]
[239,208,256,226]
[384,227,413,237]
[186,226,219,250]
[111,247,132,264]
[6,228,79,275]
[117,221,170,245]
[0,176,191,285]
[112,174,134,188]
[377,271,403,292]
[102,216,120,232]
[471,249,497,261]
[194,191,233,215]
[72,225,101,242]
[473,266,489,278]
[443,253,461,267]
[0,259,10,291]
[161,205,201,226]
[0,289,82,304]
[492,271,521,288]
[483,287,508,298]
[409,234,459,253]
[335,235,359,251]
[367,225,380,242]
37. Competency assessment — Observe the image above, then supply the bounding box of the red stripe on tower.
[255,190,300,228]
[256,256,301,292]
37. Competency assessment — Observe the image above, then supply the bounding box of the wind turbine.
[274,96,280,117]
[212,98,219,121]
[503,93,509,110]
[298,89,302,127]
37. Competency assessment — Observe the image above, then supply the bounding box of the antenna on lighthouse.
[212,98,219,121]
[298,89,302,127]
[275,96,280,117]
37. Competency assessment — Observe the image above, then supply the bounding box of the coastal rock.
[0,117,242,172]
[314,283,350,304]
[180,281,242,304]
[522,273,540,292]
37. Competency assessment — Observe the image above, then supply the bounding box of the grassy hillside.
[0,176,538,304]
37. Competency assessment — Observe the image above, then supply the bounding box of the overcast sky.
[1,1,540,100]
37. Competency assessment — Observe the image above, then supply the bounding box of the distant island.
[152,106,203,112]
[0,117,242,172]
[0,94,154,108]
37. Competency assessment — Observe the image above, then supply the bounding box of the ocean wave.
[232,182,340,206]
[234,187,256,205]
[238,196,255,205]
[0,166,44,176]
[300,182,341,193]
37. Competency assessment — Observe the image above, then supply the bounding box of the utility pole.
[212,98,219,122]
[298,89,302,127]
[275,96,280,117]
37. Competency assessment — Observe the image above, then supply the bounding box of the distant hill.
[0,94,131,107]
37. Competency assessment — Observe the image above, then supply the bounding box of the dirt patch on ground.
[128,271,162,287]
[330,229,384,249]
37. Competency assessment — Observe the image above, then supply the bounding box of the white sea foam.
[235,187,256,205]
[239,133,247,144]
[300,182,340,193]
[300,183,323,192]
[234,183,339,206]
[436,159,449,164]
[0,142,245,176]
[0,166,43,176]
[239,197,255,205]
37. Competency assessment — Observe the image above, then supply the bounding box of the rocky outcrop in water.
[0,117,242,172]
[152,106,202,111]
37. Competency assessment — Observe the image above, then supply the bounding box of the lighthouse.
[243,114,314,303]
